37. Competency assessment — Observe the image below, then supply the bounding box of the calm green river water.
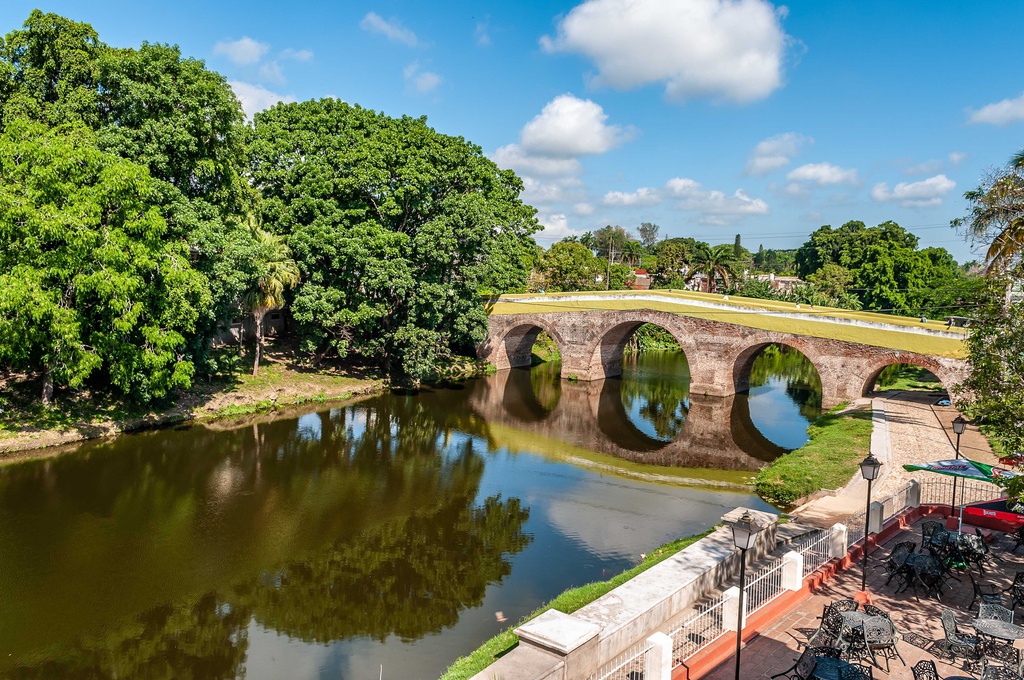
[0,348,820,679]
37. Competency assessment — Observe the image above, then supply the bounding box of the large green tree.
[540,241,599,292]
[1,11,252,381]
[246,99,538,382]
[0,121,210,402]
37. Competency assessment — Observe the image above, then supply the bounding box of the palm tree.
[242,227,300,377]
[622,240,644,269]
[687,243,738,293]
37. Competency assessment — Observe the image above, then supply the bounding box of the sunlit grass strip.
[753,405,873,507]
[440,530,714,680]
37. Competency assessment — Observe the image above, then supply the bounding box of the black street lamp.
[951,415,968,522]
[859,453,883,595]
[731,510,763,680]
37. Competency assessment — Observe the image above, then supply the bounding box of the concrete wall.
[470,508,778,680]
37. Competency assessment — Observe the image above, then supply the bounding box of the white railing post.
[722,586,744,631]
[908,479,921,508]
[868,500,884,534]
[782,551,803,591]
[645,632,673,680]
[830,523,848,558]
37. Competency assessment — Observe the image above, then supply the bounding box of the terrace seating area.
[698,515,1024,680]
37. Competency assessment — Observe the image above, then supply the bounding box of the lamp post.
[731,510,763,680]
[860,453,883,595]
[952,415,968,529]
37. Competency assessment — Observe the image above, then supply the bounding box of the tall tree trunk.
[1006,278,1014,311]
[41,365,53,405]
[252,310,263,378]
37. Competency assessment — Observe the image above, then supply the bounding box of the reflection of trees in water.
[232,493,530,643]
[619,353,691,441]
[6,594,251,680]
[0,395,532,677]
[748,344,822,418]
[529,361,562,412]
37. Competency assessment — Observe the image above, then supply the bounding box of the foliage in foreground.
[754,405,873,507]
[957,295,1024,461]
[440,529,713,680]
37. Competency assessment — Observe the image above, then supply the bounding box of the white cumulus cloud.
[536,212,580,240]
[360,12,419,47]
[745,132,812,175]
[214,36,269,66]
[521,94,630,157]
[280,48,314,61]
[403,63,442,94]
[871,174,956,208]
[229,81,296,119]
[491,144,583,178]
[602,187,661,206]
[968,92,1024,126]
[574,202,595,216]
[541,0,790,103]
[661,177,769,225]
[258,61,286,85]
[786,162,859,186]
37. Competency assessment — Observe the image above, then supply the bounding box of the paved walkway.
[699,515,1024,679]
[794,391,997,528]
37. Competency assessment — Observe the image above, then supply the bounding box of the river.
[0,347,820,679]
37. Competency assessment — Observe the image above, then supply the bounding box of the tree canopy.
[247,99,538,382]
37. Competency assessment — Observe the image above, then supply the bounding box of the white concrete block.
[909,479,921,508]
[868,500,884,534]
[830,523,848,559]
[722,586,746,632]
[645,632,673,680]
[782,551,803,591]
[515,609,600,655]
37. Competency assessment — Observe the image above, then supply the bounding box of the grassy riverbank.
[0,342,387,456]
[753,404,873,507]
[441,529,714,680]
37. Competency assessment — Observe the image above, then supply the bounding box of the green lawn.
[440,530,714,680]
[754,405,874,507]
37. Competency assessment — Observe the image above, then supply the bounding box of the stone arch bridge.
[477,291,969,410]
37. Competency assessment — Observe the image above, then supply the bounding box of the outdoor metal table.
[839,611,872,628]
[810,656,857,680]
[973,619,1024,641]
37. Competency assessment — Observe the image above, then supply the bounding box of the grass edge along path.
[753,403,874,507]
[440,529,714,680]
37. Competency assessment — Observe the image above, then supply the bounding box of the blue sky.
[4,1,1023,262]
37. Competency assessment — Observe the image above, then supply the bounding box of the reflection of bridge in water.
[469,367,788,472]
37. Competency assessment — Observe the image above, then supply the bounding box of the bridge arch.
[488,318,568,372]
[859,353,957,397]
[731,338,825,396]
[577,311,694,381]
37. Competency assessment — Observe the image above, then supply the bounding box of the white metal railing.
[878,483,913,525]
[744,558,785,615]
[669,594,727,666]
[588,639,653,680]
[797,529,832,576]
[919,477,1003,508]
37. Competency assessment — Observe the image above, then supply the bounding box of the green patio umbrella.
[903,458,1018,531]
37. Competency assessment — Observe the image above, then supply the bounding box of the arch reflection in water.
[478,349,821,472]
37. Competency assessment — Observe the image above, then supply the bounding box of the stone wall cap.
[515,609,600,654]
[721,506,778,529]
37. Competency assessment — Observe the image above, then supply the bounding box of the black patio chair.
[863,604,890,620]
[1009,525,1024,553]
[832,597,860,612]
[979,603,1014,623]
[838,663,874,680]
[807,603,842,648]
[911,659,940,680]
[971,571,1005,610]
[963,533,993,574]
[940,608,982,667]
[838,619,871,666]
[979,635,1023,675]
[982,665,1024,680]
[1005,572,1024,611]
[881,543,913,589]
[862,615,905,673]
[921,520,944,547]
[770,646,819,680]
